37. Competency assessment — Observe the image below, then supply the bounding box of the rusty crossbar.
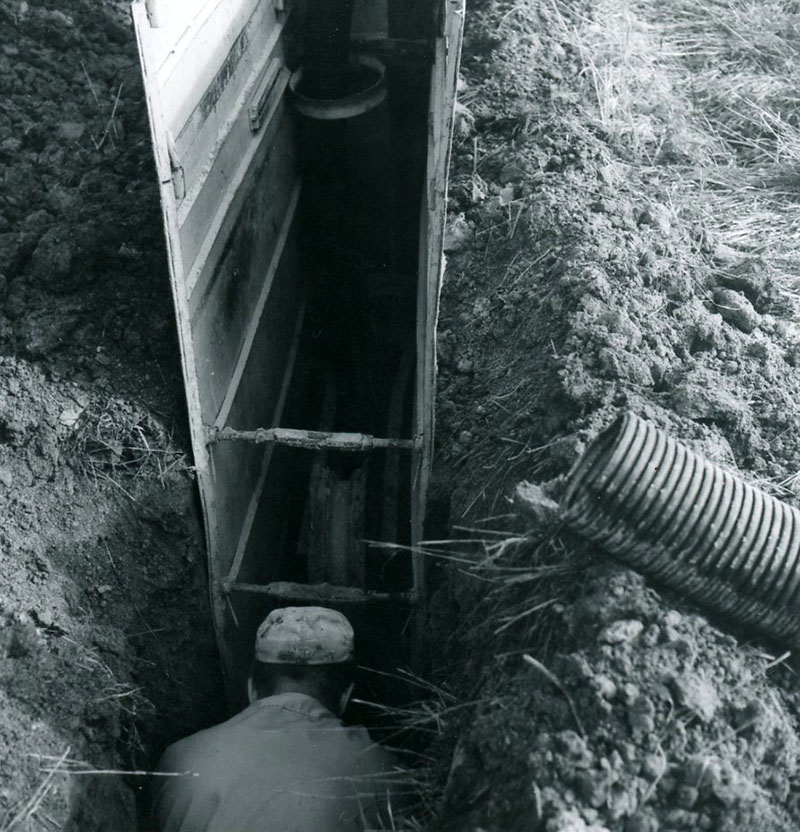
[206,426,420,452]
[223,580,416,605]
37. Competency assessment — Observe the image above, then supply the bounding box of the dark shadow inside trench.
[218,47,432,732]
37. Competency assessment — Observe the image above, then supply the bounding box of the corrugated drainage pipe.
[561,411,800,648]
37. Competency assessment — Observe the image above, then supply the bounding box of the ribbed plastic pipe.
[562,411,800,648]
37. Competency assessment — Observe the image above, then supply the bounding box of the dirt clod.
[712,287,760,333]
[599,619,644,645]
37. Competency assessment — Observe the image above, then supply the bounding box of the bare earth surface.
[0,2,223,829]
[429,0,800,830]
[4,0,800,831]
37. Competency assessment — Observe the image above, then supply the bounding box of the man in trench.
[152,606,401,831]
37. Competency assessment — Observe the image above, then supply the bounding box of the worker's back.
[153,692,399,832]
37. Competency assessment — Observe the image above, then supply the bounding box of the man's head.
[248,606,355,715]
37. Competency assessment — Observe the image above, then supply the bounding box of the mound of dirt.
[0,2,224,829]
[425,0,800,829]
[437,551,800,831]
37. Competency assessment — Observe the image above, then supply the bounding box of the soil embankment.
[0,2,223,829]
[427,0,800,829]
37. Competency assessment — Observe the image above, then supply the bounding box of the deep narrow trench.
[134,50,438,812]
[243,54,432,729]
[0,2,464,829]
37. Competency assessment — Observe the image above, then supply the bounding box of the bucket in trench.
[289,55,392,271]
[561,411,800,649]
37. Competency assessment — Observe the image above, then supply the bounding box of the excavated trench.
[1,1,457,829]
[14,1,800,829]
[143,42,435,791]
[227,54,432,730]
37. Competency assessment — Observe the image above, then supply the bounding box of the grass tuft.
[68,397,191,488]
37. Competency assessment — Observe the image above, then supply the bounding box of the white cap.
[254,606,354,665]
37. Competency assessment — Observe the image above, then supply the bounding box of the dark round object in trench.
[290,56,387,120]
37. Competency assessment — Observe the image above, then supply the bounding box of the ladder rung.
[222,580,416,605]
[207,426,419,452]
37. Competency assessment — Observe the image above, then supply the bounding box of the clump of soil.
[437,546,800,831]
[0,2,224,829]
[424,0,800,829]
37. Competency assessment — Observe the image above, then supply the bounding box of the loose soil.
[0,2,224,830]
[5,0,800,831]
[425,0,800,830]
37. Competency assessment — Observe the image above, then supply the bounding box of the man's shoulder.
[332,723,401,775]
[157,697,399,775]
[156,696,328,772]
[156,708,254,773]
[156,729,214,775]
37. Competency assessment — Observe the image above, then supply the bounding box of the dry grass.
[351,667,474,828]
[657,2,800,316]
[0,748,70,832]
[61,635,156,757]
[69,397,191,488]
[550,0,800,318]
[649,0,800,69]
[94,682,156,756]
[368,527,580,828]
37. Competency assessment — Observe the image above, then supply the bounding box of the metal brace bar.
[248,60,287,132]
[206,426,420,452]
[166,132,185,200]
[222,580,416,605]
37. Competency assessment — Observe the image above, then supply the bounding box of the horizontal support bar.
[207,426,421,452]
[222,580,416,605]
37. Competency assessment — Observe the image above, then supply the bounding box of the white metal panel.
[132,0,302,696]
[137,0,263,130]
